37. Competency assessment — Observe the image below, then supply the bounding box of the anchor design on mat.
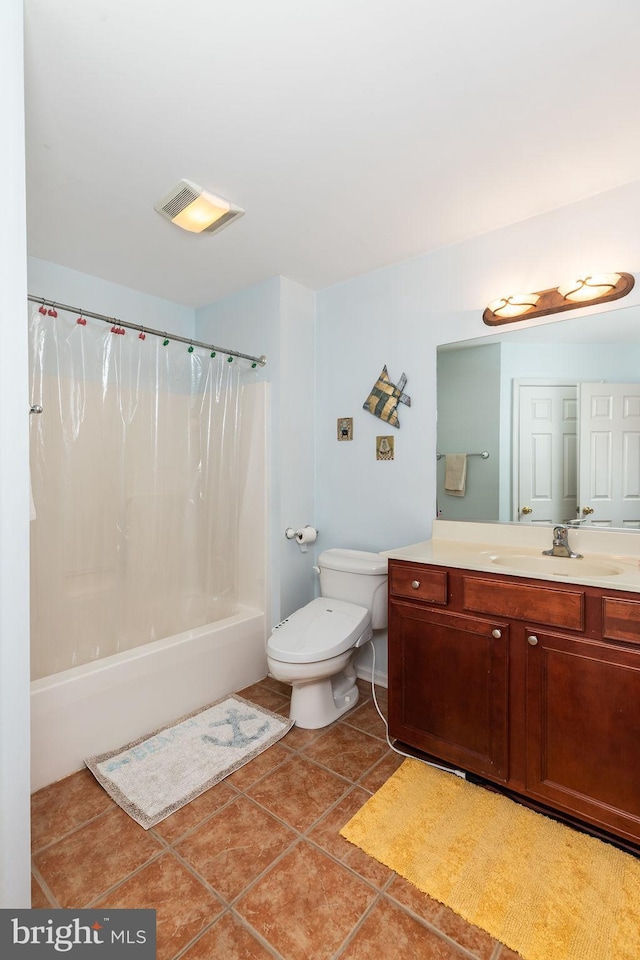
[202,707,269,748]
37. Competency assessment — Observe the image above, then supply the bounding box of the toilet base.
[289,664,359,729]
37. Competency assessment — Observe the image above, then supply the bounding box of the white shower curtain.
[29,309,244,680]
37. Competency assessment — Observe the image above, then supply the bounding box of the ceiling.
[23,0,640,309]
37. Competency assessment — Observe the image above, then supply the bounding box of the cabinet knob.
[527,635,539,646]
[411,580,421,589]
[492,628,502,639]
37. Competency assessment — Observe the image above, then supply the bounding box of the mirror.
[436,303,640,529]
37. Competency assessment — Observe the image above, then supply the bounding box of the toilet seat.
[267,597,371,663]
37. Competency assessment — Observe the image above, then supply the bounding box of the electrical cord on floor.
[368,639,467,780]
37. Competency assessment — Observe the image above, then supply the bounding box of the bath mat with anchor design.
[85,695,293,828]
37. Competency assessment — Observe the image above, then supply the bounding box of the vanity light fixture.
[483,271,634,326]
[153,179,244,235]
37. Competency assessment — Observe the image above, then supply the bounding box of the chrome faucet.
[542,524,583,559]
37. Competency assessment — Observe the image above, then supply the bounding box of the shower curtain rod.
[27,294,267,367]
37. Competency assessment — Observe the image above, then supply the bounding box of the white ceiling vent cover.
[153,179,244,235]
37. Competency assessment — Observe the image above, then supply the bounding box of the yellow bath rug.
[340,759,640,960]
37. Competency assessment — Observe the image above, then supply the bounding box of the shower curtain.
[29,308,244,680]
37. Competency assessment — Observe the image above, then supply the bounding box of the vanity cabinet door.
[525,628,640,844]
[388,601,509,781]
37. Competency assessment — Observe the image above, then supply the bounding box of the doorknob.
[582,506,594,515]
[521,506,533,515]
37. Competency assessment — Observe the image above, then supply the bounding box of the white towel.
[444,454,467,497]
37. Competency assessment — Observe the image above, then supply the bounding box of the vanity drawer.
[602,597,640,646]
[462,577,584,631]
[389,562,448,605]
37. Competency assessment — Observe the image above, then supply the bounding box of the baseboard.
[356,663,388,689]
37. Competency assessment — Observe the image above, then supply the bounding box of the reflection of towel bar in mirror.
[436,451,489,460]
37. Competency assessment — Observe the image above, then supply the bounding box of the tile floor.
[31,678,520,960]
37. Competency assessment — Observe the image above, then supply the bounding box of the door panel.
[517,383,578,523]
[578,383,640,527]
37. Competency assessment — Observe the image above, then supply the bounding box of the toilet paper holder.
[285,525,319,553]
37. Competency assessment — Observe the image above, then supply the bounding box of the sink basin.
[490,555,623,577]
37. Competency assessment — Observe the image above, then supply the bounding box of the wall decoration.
[376,436,394,460]
[337,417,353,441]
[363,366,411,428]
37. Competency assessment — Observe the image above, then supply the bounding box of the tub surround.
[383,519,640,592]
[31,609,267,792]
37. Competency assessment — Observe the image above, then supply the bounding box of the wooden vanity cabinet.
[389,601,509,781]
[524,626,640,841]
[388,558,640,848]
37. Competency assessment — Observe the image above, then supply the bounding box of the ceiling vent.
[153,179,244,235]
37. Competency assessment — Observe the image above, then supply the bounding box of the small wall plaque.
[376,436,394,460]
[337,417,353,441]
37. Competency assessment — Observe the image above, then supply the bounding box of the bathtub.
[30,606,268,791]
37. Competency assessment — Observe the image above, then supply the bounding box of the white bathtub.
[30,606,268,791]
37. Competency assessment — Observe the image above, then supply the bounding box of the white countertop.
[382,520,640,593]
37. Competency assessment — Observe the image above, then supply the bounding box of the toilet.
[267,548,388,728]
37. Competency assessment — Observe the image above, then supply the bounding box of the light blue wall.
[437,344,501,521]
[28,257,194,337]
[314,264,438,553]
[501,340,640,383]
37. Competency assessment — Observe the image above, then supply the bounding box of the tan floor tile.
[225,741,292,791]
[339,896,470,959]
[33,807,162,908]
[358,749,404,793]
[31,873,52,907]
[236,683,290,713]
[356,679,374,702]
[30,697,516,960]
[152,780,238,843]
[279,718,328,750]
[261,676,292,698]
[235,842,376,960]
[176,796,296,902]
[494,948,523,960]
[94,852,223,960]
[387,876,497,960]
[247,754,350,831]
[181,911,276,960]
[342,699,388,740]
[302,724,388,781]
[31,768,115,852]
[307,787,392,888]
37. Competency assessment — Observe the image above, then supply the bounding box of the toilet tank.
[317,549,388,629]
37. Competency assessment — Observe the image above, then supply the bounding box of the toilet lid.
[267,597,371,663]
